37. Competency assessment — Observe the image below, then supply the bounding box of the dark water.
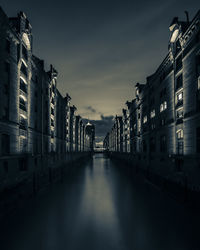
[1,154,200,250]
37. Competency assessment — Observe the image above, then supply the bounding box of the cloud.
[85,106,97,113]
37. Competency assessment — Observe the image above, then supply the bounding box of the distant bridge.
[94,147,106,153]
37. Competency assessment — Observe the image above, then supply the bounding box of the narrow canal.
[1,154,200,250]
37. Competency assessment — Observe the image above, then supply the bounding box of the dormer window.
[170,28,179,43]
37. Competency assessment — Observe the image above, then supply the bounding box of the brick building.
[105,10,200,188]
[0,7,95,197]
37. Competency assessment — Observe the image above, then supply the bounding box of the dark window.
[19,116,27,130]
[17,44,20,62]
[25,19,29,29]
[150,137,156,152]
[4,84,9,95]
[21,62,27,76]
[176,74,183,90]
[19,158,28,171]
[2,107,9,120]
[20,79,27,93]
[3,161,8,173]
[34,120,37,129]
[22,45,28,60]
[176,55,182,72]
[196,127,200,153]
[143,140,147,152]
[175,40,181,55]
[160,135,166,152]
[6,39,10,53]
[5,62,10,73]
[19,97,26,111]
[1,134,10,155]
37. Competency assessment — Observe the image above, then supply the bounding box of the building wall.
[105,10,200,187]
[0,7,95,195]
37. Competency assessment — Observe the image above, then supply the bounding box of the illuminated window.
[198,76,200,90]
[177,129,183,139]
[177,92,183,101]
[19,116,27,130]
[176,109,183,118]
[160,103,164,112]
[196,127,200,153]
[150,109,155,118]
[163,101,167,110]
[160,101,167,112]
[143,115,147,124]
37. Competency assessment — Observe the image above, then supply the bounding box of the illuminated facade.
[0,8,95,194]
[105,10,200,187]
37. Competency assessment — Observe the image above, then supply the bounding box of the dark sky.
[1,0,199,143]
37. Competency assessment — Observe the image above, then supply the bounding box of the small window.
[176,109,183,119]
[6,39,10,53]
[176,74,183,90]
[21,62,27,76]
[19,158,28,171]
[1,134,10,155]
[143,115,147,124]
[150,109,155,118]
[196,127,200,153]
[5,62,10,73]
[3,161,8,173]
[22,44,28,60]
[177,129,183,139]
[160,135,166,152]
[150,137,156,152]
[19,97,26,111]
[177,92,183,101]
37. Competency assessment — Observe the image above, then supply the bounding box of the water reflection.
[1,153,200,250]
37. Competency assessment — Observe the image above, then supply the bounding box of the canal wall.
[109,152,200,206]
[0,152,91,220]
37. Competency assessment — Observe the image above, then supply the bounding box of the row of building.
[104,10,200,187]
[0,8,95,193]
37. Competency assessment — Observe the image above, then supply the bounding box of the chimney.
[184,11,189,23]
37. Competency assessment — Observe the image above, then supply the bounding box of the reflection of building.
[0,8,95,195]
[105,10,200,188]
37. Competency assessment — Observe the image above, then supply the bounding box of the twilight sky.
[1,0,199,143]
